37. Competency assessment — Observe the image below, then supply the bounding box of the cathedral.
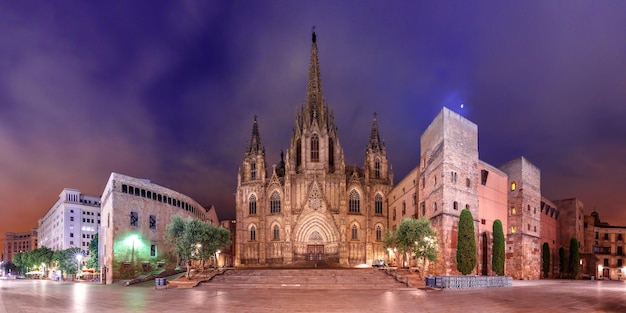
[235,31,393,267]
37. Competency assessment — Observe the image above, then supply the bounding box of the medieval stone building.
[235,31,393,267]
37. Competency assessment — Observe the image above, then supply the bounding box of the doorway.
[307,245,324,261]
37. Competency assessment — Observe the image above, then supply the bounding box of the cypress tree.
[569,238,580,279]
[492,219,505,276]
[457,209,477,275]
[542,242,550,278]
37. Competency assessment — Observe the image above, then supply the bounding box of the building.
[3,229,38,264]
[37,188,101,256]
[235,31,393,267]
[584,212,626,280]
[99,172,219,284]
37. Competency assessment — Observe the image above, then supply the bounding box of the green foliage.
[86,234,99,271]
[559,246,566,274]
[542,242,550,278]
[166,215,231,278]
[395,218,438,270]
[456,209,477,275]
[492,219,505,276]
[53,247,82,280]
[569,238,580,278]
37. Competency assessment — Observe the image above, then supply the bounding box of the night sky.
[1,1,626,239]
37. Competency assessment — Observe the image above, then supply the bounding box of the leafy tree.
[30,247,54,275]
[382,230,398,266]
[53,247,81,280]
[456,209,477,275]
[542,242,550,278]
[166,215,231,278]
[559,246,566,275]
[492,219,505,276]
[397,217,438,277]
[569,238,580,279]
[87,234,99,271]
[12,252,27,274]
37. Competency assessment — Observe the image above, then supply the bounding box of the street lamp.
[76,254,83,281]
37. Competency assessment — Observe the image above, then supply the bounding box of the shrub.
[492,220,505,275]
[456,209,477,275]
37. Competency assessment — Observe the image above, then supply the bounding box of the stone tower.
[235,30,393,267]
[499,157,541,279]
[419,107,480,275]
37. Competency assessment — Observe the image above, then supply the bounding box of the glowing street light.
[76,254,83,281]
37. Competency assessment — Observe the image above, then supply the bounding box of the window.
[511,226,516,233]
[433,202,437,212]
[70,233,74,238]
[351,225,358,240]
[402,202,406,215]
[465,204,470,210]
[534,226,537,232]
[604,233,609,240]
[70,217,74,221]
[511,182,516,191]
[250,160,256,180]
[420,202,425,216]
[604,258,609,266]
[141,189,146,198]
[249,195,257,215]
[466,178,470,188]
[481,170,488,185]
[595,232,599,239]
[349,190,360,213]
[481,219,486,225]
[393,208,396,221]
[296,139,302,167]
[619,259,623,267]
[149,215,156,230]
[329,137,335,169]
[270,191,281,214]
[453,201,458,210]
[511,207,516,215]
[250,226,257,241]
[376,225,382,241]
[374,194,383,215]
[374,158,381,178]
[150,245,156,257]
[618,234,623,241]
[130,212,138,227]
[122,184,128,193]
[273,225,280,241]
[311,134,319,162]
[527,224,530,231]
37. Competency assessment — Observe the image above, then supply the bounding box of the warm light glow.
[511,182,516,191]
[598,265,603,272]
[511,226,516,233]
[76,254,83,262]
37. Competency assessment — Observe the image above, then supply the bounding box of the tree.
[382,230,398,266]
[569,238,580,279]
[87,234,99,271]
[457,209,477,275]
[559,246,566,276]
[407,218,438,277]
[542,242,550,278]
[12,252,26,274]
[53,247,81,280]
[166,215,231,279]
[30,247,54,275]
[492,219,505,276]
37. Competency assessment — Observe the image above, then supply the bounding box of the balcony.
[593,246,611,254]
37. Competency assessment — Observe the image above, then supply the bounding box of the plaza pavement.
[0,278,625,312]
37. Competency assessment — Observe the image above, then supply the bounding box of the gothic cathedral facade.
[235,31,393,267]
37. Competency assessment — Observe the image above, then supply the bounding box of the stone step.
[203,268,409,290]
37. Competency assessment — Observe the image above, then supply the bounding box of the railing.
[425,276,512,289]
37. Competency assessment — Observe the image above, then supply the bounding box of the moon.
[460,103,464,109]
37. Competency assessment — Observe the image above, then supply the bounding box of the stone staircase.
[202,268,410,290]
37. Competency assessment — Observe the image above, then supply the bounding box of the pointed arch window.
[374,194,383,215]
[250,225,257,241]
[270,191,281,214]
[249,194,257,215]
[349,190,360,213]
[351,225,358,240]
[296,139,302,168]
[273,225,280,241]
[376,225,382,241]
[250,160,257,180]
[329,137,335,170]
[311,134,319,162]
[374,158,381,178]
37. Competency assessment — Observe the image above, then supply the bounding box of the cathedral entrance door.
[307,245,324,261]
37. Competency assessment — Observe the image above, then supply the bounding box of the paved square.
[1,279,624,312]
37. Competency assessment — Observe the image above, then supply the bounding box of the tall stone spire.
[247,115,264,155]
[305,26,325,127]
[368,113,384,152]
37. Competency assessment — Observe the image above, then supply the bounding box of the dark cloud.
[1,1,626,238]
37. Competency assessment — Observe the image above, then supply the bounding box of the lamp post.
[76,254,83,281]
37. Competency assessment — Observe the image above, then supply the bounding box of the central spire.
[305,26,325,127]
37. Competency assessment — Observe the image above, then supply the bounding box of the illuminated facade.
[99,172,219,284]
[235,31,393,267]
[37,188,101,255]
[3,229,37,264]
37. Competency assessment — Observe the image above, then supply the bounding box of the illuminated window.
[349,190,360,213]
[273,225,280,241]
[311,134,319,162]
[511,182,516,191]
[270,191,281,214]
[249,195,257,215]
[511,226,516,233]
[511,207,516,215]
[374,194,383,215]
[250,226,257,241]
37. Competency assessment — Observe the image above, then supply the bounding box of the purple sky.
[1,1,626,238]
